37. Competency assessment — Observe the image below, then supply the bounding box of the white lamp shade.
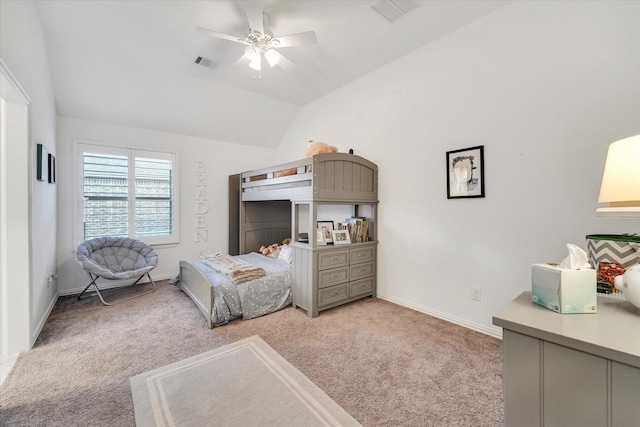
[264,49,280,67]
[596,134,640,218]
[244,46,262,71]
[249,55,261,71]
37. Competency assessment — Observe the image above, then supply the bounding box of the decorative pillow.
[277,245,292,264]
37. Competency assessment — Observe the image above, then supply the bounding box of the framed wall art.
[48,153,56,184]
[446,145,485,199]
[36,143,48,182]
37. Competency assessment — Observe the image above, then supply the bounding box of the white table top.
[493,291,640,368]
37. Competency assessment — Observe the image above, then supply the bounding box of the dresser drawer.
[350,277,375,298]
[318,283,349,307]
[318,250,349,270]
[350,262,374,280]
[318,267,349,289]
[350,246,374,264]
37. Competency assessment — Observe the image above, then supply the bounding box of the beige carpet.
[0,281,504,426]
[130,335,361,427]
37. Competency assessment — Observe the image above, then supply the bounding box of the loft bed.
[180,153,378,327]
[238,152,378,253]
[240,152,378,203]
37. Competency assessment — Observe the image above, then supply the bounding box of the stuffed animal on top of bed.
[259,238,292,258]
[305,140,338,157]
[274,140,338,177]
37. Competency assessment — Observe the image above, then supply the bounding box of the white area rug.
[130,335,361,427]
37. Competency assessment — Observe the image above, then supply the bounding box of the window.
[77,142,178,246]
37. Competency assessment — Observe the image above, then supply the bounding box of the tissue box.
[531,263,597,313]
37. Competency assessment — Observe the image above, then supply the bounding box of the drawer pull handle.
[331,274,338,279]
[360,268,366,273]
[358,253,364,257]
[332,257,339,261]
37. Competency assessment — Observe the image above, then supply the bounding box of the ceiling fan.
[197,1,317,74]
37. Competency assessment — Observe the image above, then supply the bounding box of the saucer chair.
[75,237,158,306]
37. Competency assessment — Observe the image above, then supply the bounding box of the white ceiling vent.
[194,56,218,69]
[372,0,419,23]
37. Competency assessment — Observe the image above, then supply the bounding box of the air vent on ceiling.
[194,56,218,69]
[372,0,419,23]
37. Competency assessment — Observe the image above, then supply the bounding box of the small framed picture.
[316,228,327,246]
[317,221,334,243]
[332,229,351,245]
[446,145,485,199]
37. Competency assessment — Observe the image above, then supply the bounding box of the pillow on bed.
[278,245,293,264]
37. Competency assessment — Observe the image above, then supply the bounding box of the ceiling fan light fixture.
[244,46,259,60]
[264,49,280,67]
[198,2,317,78]
[249,55,262,71]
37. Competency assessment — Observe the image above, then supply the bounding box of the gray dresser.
[493,291,640,427]
[293,241,376,318]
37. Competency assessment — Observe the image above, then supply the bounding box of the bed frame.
[240,152,377,203]
[180,153,378,327]
[179,260,215,328]
[238,153,378,253]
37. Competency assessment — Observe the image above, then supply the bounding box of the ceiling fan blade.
[273,31,317,48]
[197,27,243,44]
[274,51,295,72]
[242,1,264,35]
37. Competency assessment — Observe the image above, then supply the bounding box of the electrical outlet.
[47,273,58,288]
[471,287,482,301]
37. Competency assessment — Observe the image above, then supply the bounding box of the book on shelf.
[340,216,369,243]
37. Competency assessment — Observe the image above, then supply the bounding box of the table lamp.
[597,134,640,310]
[596,134,640,218]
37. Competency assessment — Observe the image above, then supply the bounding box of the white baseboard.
[32,293,59,347]
[1,352,19,387]
[376,292,503,340]
[58,273,175,297]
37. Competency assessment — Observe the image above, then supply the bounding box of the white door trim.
[0,58,32,385]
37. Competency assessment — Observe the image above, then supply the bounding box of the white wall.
[275,1,640,336]
[56,116,281,294]
[0,0,58,346]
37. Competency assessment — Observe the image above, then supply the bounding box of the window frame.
[75,140,179,247]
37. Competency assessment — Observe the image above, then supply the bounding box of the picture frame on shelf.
[332,229,351,245]
[317,221,334,243]
[446,145,485,199]
[316,229,327,246]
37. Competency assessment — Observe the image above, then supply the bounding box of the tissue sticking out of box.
[558,244,591,270]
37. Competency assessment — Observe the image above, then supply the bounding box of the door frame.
[0,58,32,383]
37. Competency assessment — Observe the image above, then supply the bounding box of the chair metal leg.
[77,273,156,306]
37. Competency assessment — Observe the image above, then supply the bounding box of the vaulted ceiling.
[35,0,508,147]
